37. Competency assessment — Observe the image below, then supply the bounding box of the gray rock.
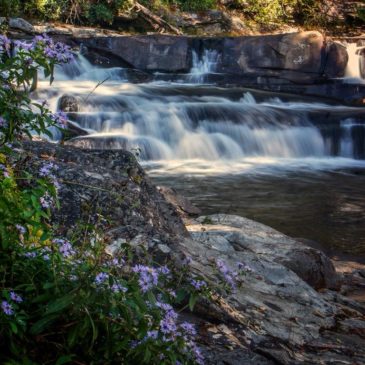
[80,35,191,72]
[220,31,326,82]
[19,141,188,245]
[324,41,349,78]
[157,186,202,217]
[58,94,79,113]
[9,18,34,33]
[188,214,340,290]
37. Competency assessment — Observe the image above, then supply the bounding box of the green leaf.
[189,294,197,312]
[10,322,18,334]
[55,355,73,365]
[30,314,58,335]
[46,294,74,314]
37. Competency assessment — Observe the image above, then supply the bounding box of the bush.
[173,0,217,12]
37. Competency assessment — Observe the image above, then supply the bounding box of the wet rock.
[8,18,34,34]
[157,186,202,217]
[360,48,365,79]
[220,31,326,82]
[79,35,191,73]
[58,94,79,113]
[188,214,340,290]
[324,41,349,78]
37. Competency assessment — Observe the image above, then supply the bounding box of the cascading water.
[34,53,365,174]
[344,43,365,82]
[188,49,220,83]
[34,52,365,259]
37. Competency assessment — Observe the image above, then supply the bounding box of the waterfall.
[344,43,364,82]
[35,53,365,172]
[189,49,220,83]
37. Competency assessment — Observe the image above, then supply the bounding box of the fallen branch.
[133,2,183,35]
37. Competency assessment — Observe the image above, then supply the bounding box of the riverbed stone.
[220,31,326,82]
[8,18,34,33]
[187,214,340,290]
[323,41,349,78]
[79,35,191,72]
[58,94,79,113]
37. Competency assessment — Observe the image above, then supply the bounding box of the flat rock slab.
[186,214,340,290]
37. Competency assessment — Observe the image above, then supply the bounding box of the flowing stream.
[35,49,365,261]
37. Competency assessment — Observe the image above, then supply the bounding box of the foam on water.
[35,53,365,174]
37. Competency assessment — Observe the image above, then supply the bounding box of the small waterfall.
[344,43,364,81]
[35,52,365,170]
[54,54,127,82]
[189,49,220,83]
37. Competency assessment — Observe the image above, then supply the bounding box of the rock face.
[186,214,340,290]
[8,18,34,33]
[79,35,191,72]
[78,32,348,82]
[58,94,79,113]
[18,141,365,364]
[221,31,326,82]
[20,141,188,245]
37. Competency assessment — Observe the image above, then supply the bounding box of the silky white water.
[344,43,365,83]
[34,54,365,174]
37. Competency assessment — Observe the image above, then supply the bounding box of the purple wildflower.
[40,192,53,209]
[14,40,33,51]
[110,257,125,267]
[39,161,57,177]
[0,164,10,178]
[146,330,159,340]
[53,238,75,258]
[1,300,14,315]
[180,322,196,337]
[15,224,26,235]
[158,265,170,275]
[190,279,207,291]
[0,35,11,56]
[111,283,127,293]
[216,259,238,290]
[95,272,109,285]
[50,111,68,129]
[10,291,23,303]
[24,251,37,258]
[132,265,159,293]
[0,116,7,128]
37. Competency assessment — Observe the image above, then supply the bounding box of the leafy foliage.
[0,33,215,364]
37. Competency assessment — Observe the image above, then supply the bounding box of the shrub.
[0,33,210,364]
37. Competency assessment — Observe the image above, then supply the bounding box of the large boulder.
[79,35,191,72]
[20,141,188,245]
[323,41,348,78]
[8,18,34,34]
[187,214,340,290]
[220,31,326,82]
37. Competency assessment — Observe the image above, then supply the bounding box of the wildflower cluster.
[215,259,254,292]
[1,33,72,144]
[1,32,211,365]
[1,290,23,316]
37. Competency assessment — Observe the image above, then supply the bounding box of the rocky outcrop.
[186,214,340,290]
[78,31,348,82]
[4,17,34,34]
[17,141,365,364]
[20,141,188,245]
[79,35,191,73]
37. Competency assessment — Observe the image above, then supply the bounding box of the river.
[35,47,365,262]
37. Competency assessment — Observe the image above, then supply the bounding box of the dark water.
[148,166,365,263]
